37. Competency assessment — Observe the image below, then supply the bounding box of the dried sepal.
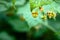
[39,7,44,12]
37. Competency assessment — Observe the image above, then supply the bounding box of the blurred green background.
[0,0,60,40]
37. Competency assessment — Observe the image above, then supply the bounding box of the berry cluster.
[32,7,56,20]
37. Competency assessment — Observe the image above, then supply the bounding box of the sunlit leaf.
[30,0,53,11]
